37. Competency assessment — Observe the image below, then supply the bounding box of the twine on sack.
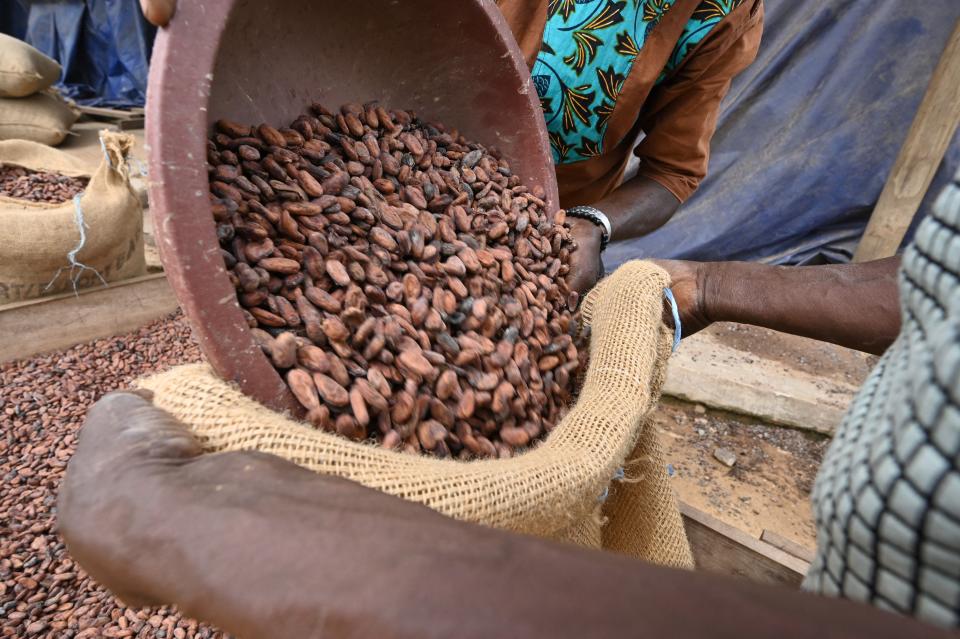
[43,194,108,295]
[131,158,148,177]
[664,287,682,351]
[598,467,627,502]
[99,136,113,169]
[44,137,117,295]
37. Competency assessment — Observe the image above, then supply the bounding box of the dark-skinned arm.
[596,174,681,241]
[565,178,679,295]
[57,392,944,639]
[653,257,902,355]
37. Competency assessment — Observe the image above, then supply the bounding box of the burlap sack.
[0,34,61,98]
[0,131,146,303]
[142,261,693,568]
[0,91,79,146]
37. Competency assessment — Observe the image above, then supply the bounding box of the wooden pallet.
[0,273,178,364]
[77,105,145,131]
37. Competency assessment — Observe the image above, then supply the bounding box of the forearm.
[703,257,902,354]
[127,451,654,639]
[126,451,643,639]
[596,175,680,241]
[124,451,935,639]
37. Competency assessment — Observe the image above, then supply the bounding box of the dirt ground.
[655,397,830,550]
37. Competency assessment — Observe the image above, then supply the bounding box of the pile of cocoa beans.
[0,165,88,204]
[208,102,583,458]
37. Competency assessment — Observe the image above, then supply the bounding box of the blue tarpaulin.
[0,0,155,108]
[606,0,960,266]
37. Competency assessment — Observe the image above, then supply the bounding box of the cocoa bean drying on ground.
[0,166,88,204]
[0,313,233,639]
[209,103,586,458]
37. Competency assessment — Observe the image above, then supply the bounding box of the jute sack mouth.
[0,33,61,98]
[0,131,146,303]
[141,260,694,568]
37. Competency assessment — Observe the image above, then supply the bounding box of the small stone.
[693,404,707,414]
[713,447,737,468]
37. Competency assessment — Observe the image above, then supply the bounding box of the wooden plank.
[0,273,178,363]
[664,359,843,436]
[854,22,960,262]
[77,104,141,121]
[680,501,810,588]
[761,529,817,564]
[118,117,146,131]
[662,330,864,436]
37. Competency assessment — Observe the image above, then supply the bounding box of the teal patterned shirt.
[532,0,747,164]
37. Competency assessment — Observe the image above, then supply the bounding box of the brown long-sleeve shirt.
[497,0,763,207]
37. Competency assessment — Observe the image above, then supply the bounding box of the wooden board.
[761,529,817,564]
[77,104,143,121]
[854,22,960,262]
[680,501,810,588]
[118,117,146,131]
[662,331,862,435]
[0,273,178,364]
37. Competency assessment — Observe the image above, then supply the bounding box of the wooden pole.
[853,20,960,262]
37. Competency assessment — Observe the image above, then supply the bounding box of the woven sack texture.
[0,34,61,98]
[141,261,692,565]
[0,91,78,146]
[0,131,146,303]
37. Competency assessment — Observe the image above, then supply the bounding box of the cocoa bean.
[349,386,370,427]
[325,259,351,286]
[397,349,433,378]
[257,123,287,147]
[287,367,320,410]
[259,257,301,274]
[312,373,350,407]
[305,286,342,313]
[270,332,299,368]
[298,344,331,372]
[327,354,351,387]
[322,316,350,342]
[417,420,446,450]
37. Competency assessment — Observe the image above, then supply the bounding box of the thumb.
[140,0,176,27]
[73,391,203,482]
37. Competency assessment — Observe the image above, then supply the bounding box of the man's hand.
[567,217,603,296]
[57,391,202,608]
[649,259,713,338]
[140,0,176,26]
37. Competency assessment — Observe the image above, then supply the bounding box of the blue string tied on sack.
[664,287,681,352]
[43,194,109,296]
[597,467,627,503]
[44,137,116,296]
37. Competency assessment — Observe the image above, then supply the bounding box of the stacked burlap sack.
[141,261,695,568]
[0,33,79,146]
[0,132,146,304]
